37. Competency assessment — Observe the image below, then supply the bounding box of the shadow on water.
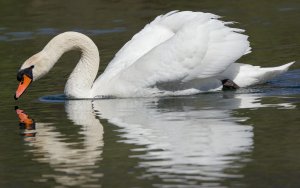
[13,69,299,187]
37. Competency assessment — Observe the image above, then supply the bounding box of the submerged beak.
[15,74,32,100]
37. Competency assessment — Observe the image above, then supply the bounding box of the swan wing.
[95,11,225,82]
[97,11,178,81]
[108,11,250,96]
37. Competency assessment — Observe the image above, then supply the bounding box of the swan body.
[16,11,294,99]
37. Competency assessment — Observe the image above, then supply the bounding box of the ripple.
[0,27,126,42]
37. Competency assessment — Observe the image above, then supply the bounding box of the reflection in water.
[92,93,294,185]
[15,106,37,139]
[93,94,254,184]
[16,101,104,187]
[17,93,295,187]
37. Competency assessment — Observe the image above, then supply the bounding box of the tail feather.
[271,61,295,72]
[221,61,295,87]
[257,61,295,84]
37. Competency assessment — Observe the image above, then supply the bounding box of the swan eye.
[17,65,34,81]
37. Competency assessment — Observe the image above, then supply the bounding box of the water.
[0,0,300,187]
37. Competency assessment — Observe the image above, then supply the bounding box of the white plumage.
[18,11,294,99]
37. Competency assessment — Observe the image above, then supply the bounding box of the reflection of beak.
[15,75,32,100]
[15,107,34,125]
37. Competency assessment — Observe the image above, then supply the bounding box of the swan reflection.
[92,93,294,183]
[17,92,295,186]
[92,94,254,182]
[16,101,103,186]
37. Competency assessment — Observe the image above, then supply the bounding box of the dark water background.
[0,0,300,187]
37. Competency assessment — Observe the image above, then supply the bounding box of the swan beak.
[15,74,32,100]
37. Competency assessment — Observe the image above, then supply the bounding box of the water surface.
[0,0,300,188]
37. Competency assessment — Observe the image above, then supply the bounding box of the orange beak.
[15,74,32,100]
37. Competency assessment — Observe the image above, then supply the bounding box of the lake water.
[0,0,300,187]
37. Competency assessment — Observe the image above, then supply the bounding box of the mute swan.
[14,11,294,99]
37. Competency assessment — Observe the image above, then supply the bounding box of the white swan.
[15,11,294,99]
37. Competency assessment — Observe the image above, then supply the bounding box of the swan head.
[15,51,52,100]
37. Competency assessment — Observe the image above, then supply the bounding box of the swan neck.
[43,32,100,98]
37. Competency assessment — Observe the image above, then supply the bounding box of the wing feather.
[98,24,174,81]
[113,12,250,90]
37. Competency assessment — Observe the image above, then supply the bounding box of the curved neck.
[43,32,100,98]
